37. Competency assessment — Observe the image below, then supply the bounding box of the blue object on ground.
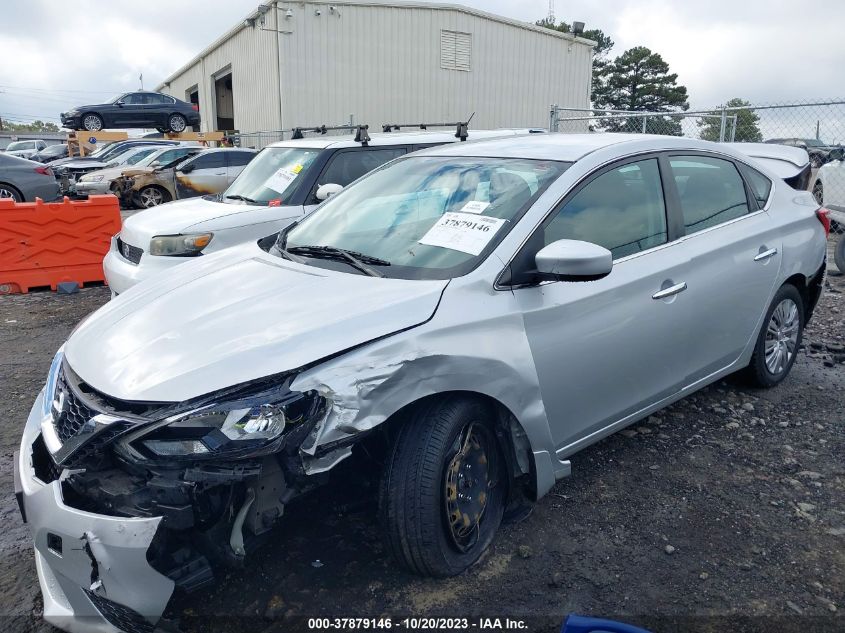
[562,614,653,633]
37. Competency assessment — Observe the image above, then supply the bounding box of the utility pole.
[547,0,555,24]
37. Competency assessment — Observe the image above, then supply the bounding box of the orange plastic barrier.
[0,195,121,294]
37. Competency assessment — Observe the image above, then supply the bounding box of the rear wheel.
[82,113,103,132]
[379,396,507,577]
[168,114,188,133]
[834,235,845,274]
[744,284,804,388]
[136,185,170,208]
[0,183,22,202]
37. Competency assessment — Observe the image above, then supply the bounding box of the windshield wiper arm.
[225,194,258,203]
[287,245,388,277]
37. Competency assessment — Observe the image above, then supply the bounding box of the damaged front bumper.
[17,392,175,633]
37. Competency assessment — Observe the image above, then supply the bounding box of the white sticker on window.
[264,167,299,193]
[460,200,490,214]
[418,212,506,256]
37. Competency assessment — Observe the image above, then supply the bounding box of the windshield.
[125,148,157,165]
[41,144,66,156]
[223,146,321,205]
[279,156,569,280]
[803,139,824,148]
[7,141,35,151]
[88,142,120,158]
[108,147,149,165]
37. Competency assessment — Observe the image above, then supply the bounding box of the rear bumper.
[17,392,175,633]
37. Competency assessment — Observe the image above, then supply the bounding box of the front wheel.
[82,113,103,132]
[379,396,507,577]
[135,185,170,208]
[744,284,804,388]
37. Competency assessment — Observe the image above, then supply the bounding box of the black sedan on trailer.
[60,91,201,134]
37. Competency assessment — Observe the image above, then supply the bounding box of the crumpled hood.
[65,245,448,402]
[119,196,298,249]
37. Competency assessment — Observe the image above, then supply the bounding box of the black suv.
[60,91,201,134]
[765,137,843,168]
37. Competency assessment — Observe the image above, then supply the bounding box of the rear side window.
[543,159,668,259]
[669,156,750,234]
[740,165,772,207]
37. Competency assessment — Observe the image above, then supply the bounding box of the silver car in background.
[16,134,828,632]
[0,153,61,202]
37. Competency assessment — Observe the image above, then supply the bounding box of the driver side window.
[543,159,668,259]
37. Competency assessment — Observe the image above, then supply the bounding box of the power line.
[0,84,124,95]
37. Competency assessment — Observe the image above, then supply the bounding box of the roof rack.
[381,114,475,141]
[290,124,370,145]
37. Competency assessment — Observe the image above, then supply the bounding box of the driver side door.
[511,156,692,455]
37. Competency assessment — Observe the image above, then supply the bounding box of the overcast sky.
[1,0,842,129]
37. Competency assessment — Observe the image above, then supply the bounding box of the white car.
[103,128,545,295]
[4,138,48,160]
[811,147,845,272]
[75,145,203,196]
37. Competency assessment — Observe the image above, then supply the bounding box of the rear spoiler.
[725,142,812,191]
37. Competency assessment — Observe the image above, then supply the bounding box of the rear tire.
[744,284,804,388]
[0,183,23,202]
[834,235,845,274]
[379,396,507,577]
[168,114,188,133]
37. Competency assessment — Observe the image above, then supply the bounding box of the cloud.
[1,0,842,129]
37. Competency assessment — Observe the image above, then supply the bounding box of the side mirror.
[179,162,195,173]
[316,183,343,201]
[535,239,613,281]
[149,161,161,168]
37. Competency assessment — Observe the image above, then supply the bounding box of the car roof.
[409,133,777,162]
[196,147,258,154]
[265,128,544,150]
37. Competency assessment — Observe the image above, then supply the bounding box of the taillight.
[817,208,831,237]
[34,166,51,177]
[191,104,199,111]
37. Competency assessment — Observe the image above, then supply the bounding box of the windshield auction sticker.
[419,212,505,255]
[460,200,490,214]
[264,167,300,193]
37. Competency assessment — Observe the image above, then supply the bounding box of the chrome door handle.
[754,247,778,262]
[652,281,687,300]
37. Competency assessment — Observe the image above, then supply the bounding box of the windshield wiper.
[287,245,389,277]
[225,194,258,203]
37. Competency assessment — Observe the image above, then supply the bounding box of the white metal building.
[156,0,594,136]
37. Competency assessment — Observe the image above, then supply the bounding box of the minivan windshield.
[277,156,569,280]
[222,146,321,205]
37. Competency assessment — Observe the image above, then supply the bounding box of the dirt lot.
[1,254,843,633]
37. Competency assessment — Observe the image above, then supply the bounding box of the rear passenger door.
[667,154,781,383]
[226,151,255,184]
[305,146,409,212]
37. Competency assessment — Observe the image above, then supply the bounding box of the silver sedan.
[18,134,828,631]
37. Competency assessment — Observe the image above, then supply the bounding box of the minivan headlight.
[137,389,326,459]
[149,233,213,256]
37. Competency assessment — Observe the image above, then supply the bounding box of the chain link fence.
[550,100,845,254]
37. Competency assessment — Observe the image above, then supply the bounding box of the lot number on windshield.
[419,212,506,256]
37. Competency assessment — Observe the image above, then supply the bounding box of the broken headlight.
[136,388,325,460]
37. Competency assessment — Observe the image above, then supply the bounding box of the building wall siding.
[159,1,592,134]
[279,3,592,131]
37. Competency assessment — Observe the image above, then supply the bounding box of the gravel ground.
[0,251,843,633]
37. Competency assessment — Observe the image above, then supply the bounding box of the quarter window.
[740,165,772,208]
[669,156,750,234]
[543,159,668,259]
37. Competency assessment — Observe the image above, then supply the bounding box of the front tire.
[744,284,804,388]
[379,396,507,577]
[167,114,188,133]
[82,113,103,132]
[135,185,170,208]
